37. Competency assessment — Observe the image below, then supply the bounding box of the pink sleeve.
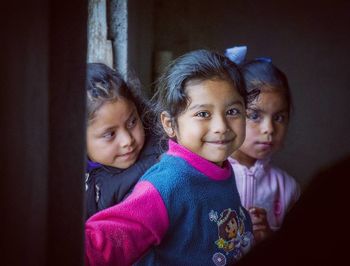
[283,174,300,212]
[85,181,169,266]
[272,173,300,230]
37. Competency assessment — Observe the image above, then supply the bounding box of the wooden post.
[87,0,113,68]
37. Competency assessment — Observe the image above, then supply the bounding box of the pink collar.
[228,156,270,179]
[167,140,232,180]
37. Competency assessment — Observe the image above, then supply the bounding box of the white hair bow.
[225,46,247,64]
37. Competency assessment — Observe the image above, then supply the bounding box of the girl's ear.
[161,111,176,138]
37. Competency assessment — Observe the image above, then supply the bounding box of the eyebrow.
[247,106,289,114]
[99,127,115,136]
[98,109,137,134]
[188,100,244,111]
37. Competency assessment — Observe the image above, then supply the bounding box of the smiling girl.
[85,63,162,219]
[85,50,254,265]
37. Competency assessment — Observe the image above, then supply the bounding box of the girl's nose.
[261,118,274,135]
[212,115,229,133]
[118,129,134,147]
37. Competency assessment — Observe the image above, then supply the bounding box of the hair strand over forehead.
[85,63,154,129]
[240,59,292,113]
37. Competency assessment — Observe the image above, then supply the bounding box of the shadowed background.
[0,0,349,265]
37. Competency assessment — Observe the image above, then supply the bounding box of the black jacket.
[85,132,164,219]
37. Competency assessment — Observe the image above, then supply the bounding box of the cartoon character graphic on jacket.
[210,207,253,262]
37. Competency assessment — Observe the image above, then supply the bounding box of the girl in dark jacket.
[85,63,163,219]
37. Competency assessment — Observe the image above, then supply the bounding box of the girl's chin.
[255,152,271,160]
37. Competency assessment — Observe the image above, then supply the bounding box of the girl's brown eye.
[247,111,260,121]
[102,131,115,140]
[274,114,286,123]
[227,108,241,116]
[127,117,138,129]
[195,111,209,118]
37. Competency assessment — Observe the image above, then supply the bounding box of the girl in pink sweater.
[226,48,300,243]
